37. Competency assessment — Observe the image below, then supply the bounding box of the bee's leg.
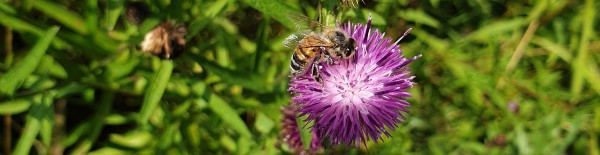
[311,61,323,83]
[324,54,333,65]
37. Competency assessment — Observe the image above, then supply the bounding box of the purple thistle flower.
[288,16,421,148]
[280,106,324,154]
[280,106,305,153]
[309,128,323,153]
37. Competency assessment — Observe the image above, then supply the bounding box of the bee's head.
[327,30,348,45]
[342,38,356,59]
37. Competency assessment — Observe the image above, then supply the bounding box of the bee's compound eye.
[344,38,356,57]
[344,48,353,57]
[333,31,346,42]
[335,31,345,37]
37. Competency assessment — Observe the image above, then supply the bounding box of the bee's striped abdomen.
[290,46,321,76]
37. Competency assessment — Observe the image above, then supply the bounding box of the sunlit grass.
[0,0,598,154]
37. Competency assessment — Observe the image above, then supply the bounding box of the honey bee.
[283,14,357,82]
[140,22,188,59]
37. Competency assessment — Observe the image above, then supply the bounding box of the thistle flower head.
[280,106,305,153]
[289,16,421,148]
[280,106,324,154]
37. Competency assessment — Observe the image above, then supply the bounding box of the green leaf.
[13,93,52,155]
[571,0,595,97]
[530,37,572,62]
[88,147,128,155]
[85,0,99,33]
[237,136,253,155]
[55,83,89,98]
[515,123,532,155]
[254,112,274,134]
[0,2,17,14]
[0,98,33,114]
[109,131,153,149]
[139,60,173,124]
[187,0,228,40]
[194,55,272,93]
[429,0,440,8]
[31,0,88,34]
[104,58,140,80]
[0,11,68,49]
[411,30,449,51]
[397,9,441,28]
[356,9,387,26]
[105,0,123,30]
[71,92,114,154]
[296,114,312,150]
[220,135,237,152]
[242,0,299,30]
[207,93,252,137]
[0,11,44,35]
[465,18,527,41]
[0,26,59,96]
[62,122,91,148]
[37,55,68,79]
[39,93,55,146]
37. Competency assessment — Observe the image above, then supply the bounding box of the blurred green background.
[1,0,599,154]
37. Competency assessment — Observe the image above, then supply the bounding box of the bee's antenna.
[317,1,323,25]
[333,6,339,21]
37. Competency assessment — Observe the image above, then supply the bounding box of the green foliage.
[0,0,599,154]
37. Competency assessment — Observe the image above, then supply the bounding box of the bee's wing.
[299,34,335,47]
[287,13,325,32]
[282,31,308,48]
[283,14,331,48]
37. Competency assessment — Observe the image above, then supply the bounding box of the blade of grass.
[462,18,526,42]
[193,55,271,93]
[0,12,68,48]
[571,0,595,98]
[85,0,99,33]
[0,2,17,14]
[157,121,180,153]
[138,60,173,125]
[0,26,59,97]
[207,93,252,137]
[70,92,114,155]
[254,112,274,134]
[237,136,252,155]
[253,19,268,71]
[61,122,91,148]
[13,93,49,155]
[296,114,313,150]
[31,0,88,34]
[530,36,572,62]
[242,0,299,30]
[497,20,540,89]
[105,0,123,31]
[39,92,55,147]
[0,11,44,35]
[187,0,227,40]
[397,9,440,28]
[0,98,32,114]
